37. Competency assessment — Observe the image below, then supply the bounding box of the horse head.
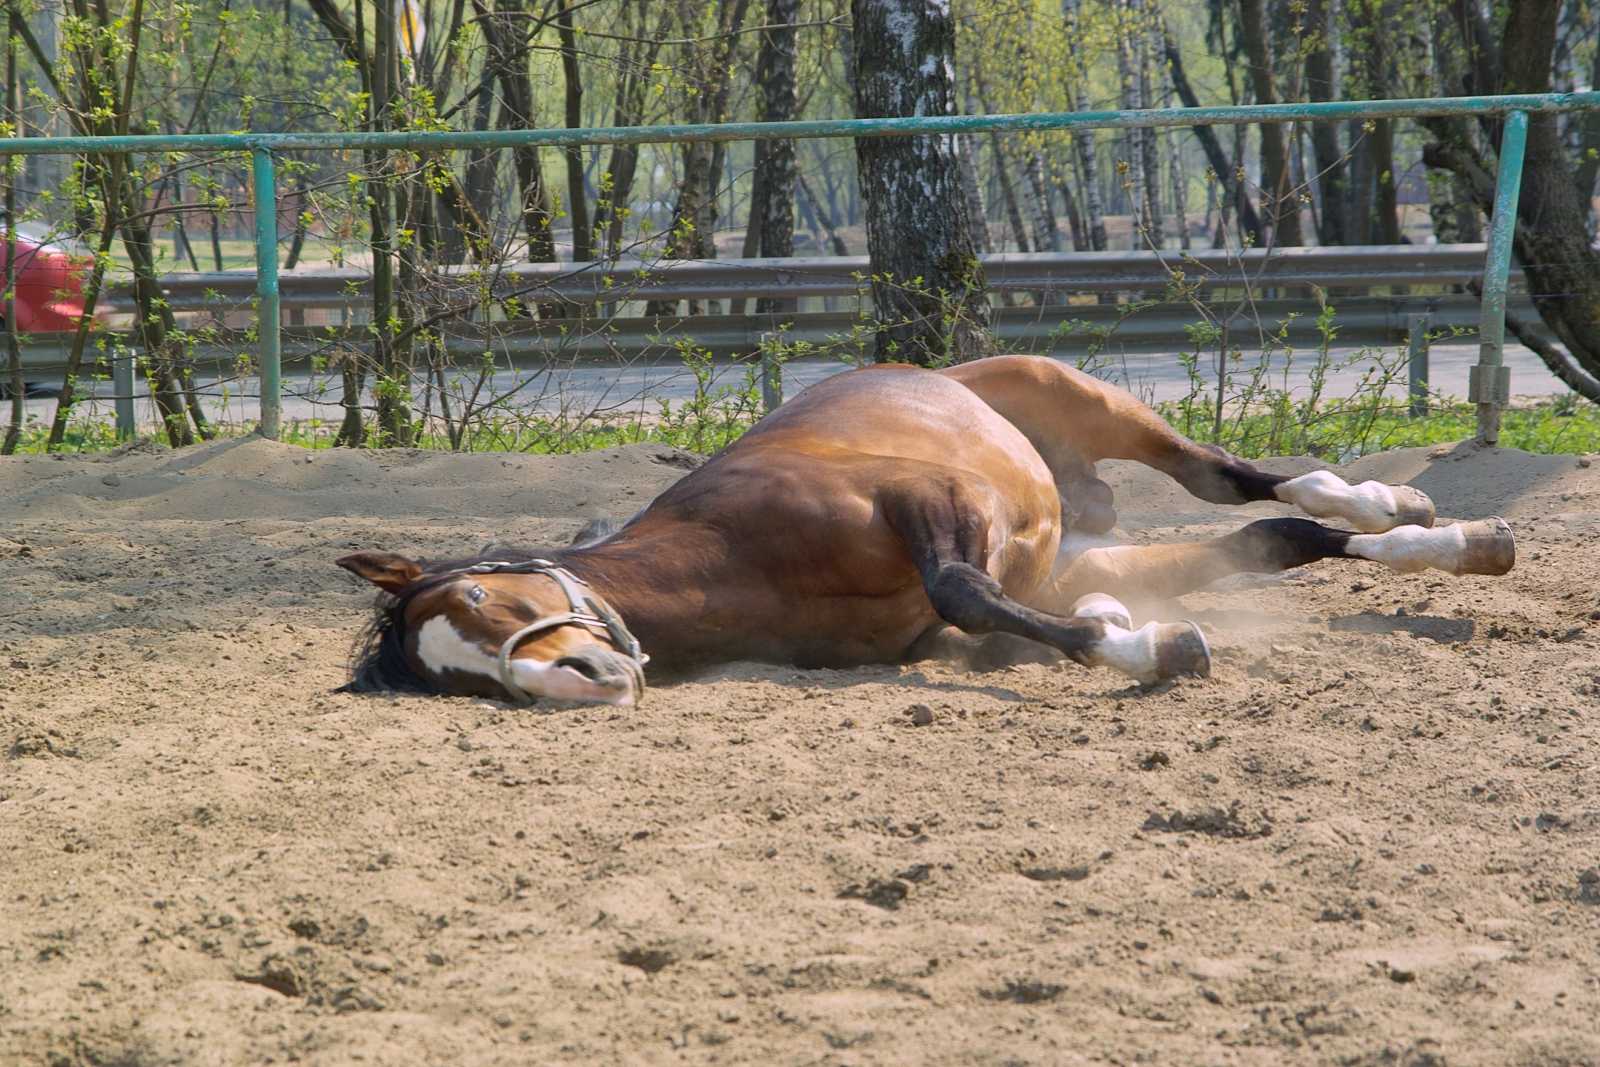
[338,550,646,707]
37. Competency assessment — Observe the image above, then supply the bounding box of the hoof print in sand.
[1142,802,1272,840]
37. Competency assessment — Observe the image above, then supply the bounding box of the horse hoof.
[1454,517,1516,575]
[1154,621,1211,680]
[1392,484,1436,529]
[1072,592,1132,630]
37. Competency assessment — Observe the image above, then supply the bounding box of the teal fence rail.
[2,90,1587,444]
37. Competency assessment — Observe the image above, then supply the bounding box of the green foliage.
[22,387,1600,461]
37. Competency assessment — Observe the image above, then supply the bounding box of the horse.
[338,355,1515,706]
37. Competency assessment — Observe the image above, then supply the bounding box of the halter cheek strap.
[450,559,647,705]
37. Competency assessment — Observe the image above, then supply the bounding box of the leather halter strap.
[413,558,646,705]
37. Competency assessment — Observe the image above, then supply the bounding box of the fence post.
[1406,313,1430,417]
[252,145,282,440]
[112,348,135,438]
[1471,110,1527,445]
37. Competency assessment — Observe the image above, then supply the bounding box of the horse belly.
[718,459,1055,663]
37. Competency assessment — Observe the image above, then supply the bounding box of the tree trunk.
[754,0,799,317]
[1304,0,1349,244]
[1061,0,1108,250]
[46,209,118,450]
[1372,118,1402,244]
[797,173,849,256]
[480,0,557,271]
[647,0,752,317]
[958,136,990,252]
[446,65,498,264]
[1426,170,1480,244]
[1115,0,1150,246]
[310,0,370,446]
[595,0,667,263]
[1060,168,1088,251]
[1024,151,1061,254]
[1138,8,1163,247]
[1170,130,1191,250]
[1423,0,1600,399]
[1572,25,1600,212]
[1161,25,1263,243]
[990,133,1031,254]
[1236,0,1304,245]
[118,194,194,446]
[1370,0,1402,244]
[556,2,591,262]
[851,0,990,364]
[209,211,224,271]
[2,20,19,456]
[1071,132,1108,251]
[369,0,409,444]
[1346,130,1376,243]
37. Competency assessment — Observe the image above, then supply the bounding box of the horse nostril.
[554,655,603,682]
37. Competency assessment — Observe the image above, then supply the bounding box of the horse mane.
[340,528,613,695]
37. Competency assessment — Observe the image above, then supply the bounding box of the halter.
[409,558,647,705]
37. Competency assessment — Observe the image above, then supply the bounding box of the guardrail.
[21,292,1533,371]
[95,244,1517,311]
[17,293,1533,440]
[0,91,1578,443]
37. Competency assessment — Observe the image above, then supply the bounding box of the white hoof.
[1091,620,1211,684]
[1346,518,1515,576]
[1454,517,1516,575]
[1276,470,1436,533]
[1071,592,1133,630]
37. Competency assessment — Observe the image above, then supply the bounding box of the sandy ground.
[3,435,1599,1067]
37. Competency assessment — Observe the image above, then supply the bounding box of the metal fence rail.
[2,90,1581,443]
[19,293,1539,371]
[96,244,1518,311]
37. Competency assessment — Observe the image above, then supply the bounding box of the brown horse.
[339,355,1515,706]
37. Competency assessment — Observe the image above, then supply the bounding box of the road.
[20,341,1567,437]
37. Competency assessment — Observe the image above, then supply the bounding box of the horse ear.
[337,551,423,595]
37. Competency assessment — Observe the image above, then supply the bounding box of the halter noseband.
[410,558,647,705]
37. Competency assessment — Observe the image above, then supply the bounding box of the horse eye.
[468,585,486,605]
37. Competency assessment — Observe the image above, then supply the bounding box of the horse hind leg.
[910,592,1136,670]
[1122,427,1437,534]
[883,482,1210,684]
[944,355,1435,534]
[1345,517,1515,575]
[1035,516,1516,614]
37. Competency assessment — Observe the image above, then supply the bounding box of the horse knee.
[925,563,1006,633]
[1066,477,1118,534]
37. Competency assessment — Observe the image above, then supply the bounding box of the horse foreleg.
[1037,517,1516,611]
[905,626,1061,670]
[883,485,1211,684]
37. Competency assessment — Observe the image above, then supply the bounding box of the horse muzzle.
[550,646,647,706]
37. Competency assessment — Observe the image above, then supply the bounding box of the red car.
[0,219,89,332]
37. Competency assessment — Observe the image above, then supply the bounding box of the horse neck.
[556,519,711,641]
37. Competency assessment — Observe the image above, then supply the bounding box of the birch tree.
[851,0,989,363]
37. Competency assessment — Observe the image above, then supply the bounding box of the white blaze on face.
[415,615,500,679]
[1275,470,1405,533]
[1346,524,1468,574]
[413,616,635,706]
